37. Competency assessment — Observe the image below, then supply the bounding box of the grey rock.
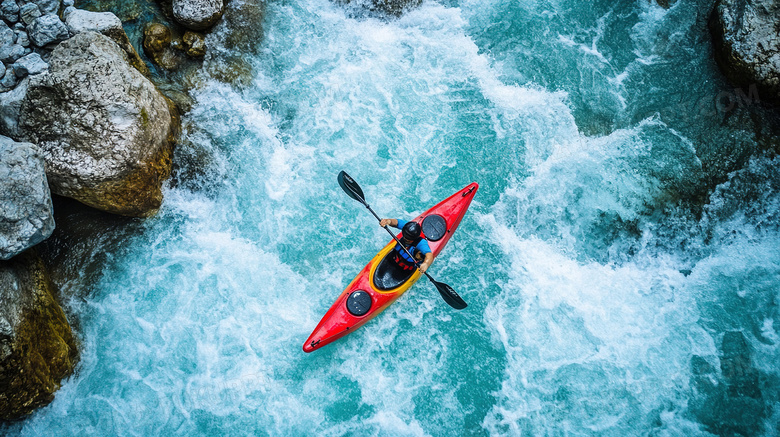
[0,77,27,135]
[28,14,68,48]
[0,21,14,46]
[0,68,16,87]
[0,250,78,420]
[0,43,23,63]
[19,3,40,26]
[14,29,27,47]
[710,0,780,103]
[64,8,149,76]
[62,0,73,6]
[0,0,19,24]
[12,22,22,30]
[63,7,121,35]
[31,0,58,15]
[172,0,224,30]
[18,32,178,216]
[12,52,46,77]
[0,136,54,260]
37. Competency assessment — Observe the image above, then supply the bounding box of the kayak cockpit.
[373,251,415,291]
[372,213,448,292]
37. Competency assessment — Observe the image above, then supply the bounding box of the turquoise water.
[6,0,780,435]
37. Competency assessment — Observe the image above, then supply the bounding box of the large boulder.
[0,250,78,420]
[0,136,54,260]
[18,31,179,217]
[172,0,224,31]
[200,0,265,86]
[710,0,780,103]
[63,7,150,76]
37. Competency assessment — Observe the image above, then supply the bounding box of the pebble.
[0,21,14,47]
[0,0,20,24]
[32,0,58,15]
[0,66,16,87]
[183,31,206,57]
[14,30,27,47]
[19,3,41,26]
[28,13,68,47]
[0,43,24,64]
[13,52,47,77]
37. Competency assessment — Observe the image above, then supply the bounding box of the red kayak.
[303,182,478,352]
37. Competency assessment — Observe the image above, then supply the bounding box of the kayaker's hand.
[379,218,392,227]
[419,262,429,274]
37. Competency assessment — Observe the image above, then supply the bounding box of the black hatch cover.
[346,290,372,316]
[422,214,447,242]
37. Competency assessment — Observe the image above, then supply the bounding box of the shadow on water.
[37,195,145,299]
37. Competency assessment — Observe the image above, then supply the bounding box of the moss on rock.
[0,250,78,420]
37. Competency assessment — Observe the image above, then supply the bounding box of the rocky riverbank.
[0,0,228,420]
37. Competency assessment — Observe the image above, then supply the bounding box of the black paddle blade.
[430,277,467,310]
[338,171,366,205]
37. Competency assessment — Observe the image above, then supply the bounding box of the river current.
[5,0,780,435]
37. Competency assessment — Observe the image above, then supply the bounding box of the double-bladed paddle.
[337,170,467,310]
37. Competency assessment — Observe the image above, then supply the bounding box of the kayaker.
[378,218,434,273]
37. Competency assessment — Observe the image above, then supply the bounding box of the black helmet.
[402,221,421,240]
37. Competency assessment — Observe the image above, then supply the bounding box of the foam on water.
[479,220,705,433]
[4,0,779,435]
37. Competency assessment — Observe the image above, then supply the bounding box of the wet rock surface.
[710,0,780,103]
[182,30,205,57]
[0,250,78,420]
[143,21,184,70]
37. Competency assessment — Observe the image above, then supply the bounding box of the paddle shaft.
[361,203,432,277]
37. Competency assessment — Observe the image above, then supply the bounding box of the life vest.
[392,237,423,271]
